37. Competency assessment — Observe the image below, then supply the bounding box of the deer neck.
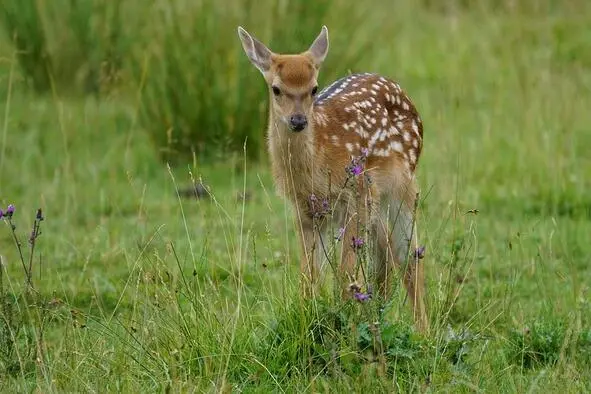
[267,110,317,198]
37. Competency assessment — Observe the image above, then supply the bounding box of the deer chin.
[276,116,307,133]
[288,124,307,133]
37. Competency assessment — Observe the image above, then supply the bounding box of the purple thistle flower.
[350,164,363,176]
[351,236,364,250]
[414,245,426,260]
[354,292,371,302]
[5,204,14,218]
[345,153,366,177]
[350,283,372,303]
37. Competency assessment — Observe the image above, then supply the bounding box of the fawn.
[237,26,427,331]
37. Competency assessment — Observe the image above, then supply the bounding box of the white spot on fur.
[391,141,403,152]
[411,119,419,135]
[355,127,369,139]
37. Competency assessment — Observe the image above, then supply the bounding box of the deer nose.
[289,114,308,132]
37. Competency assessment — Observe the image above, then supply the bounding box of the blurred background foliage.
[1,0,590,164]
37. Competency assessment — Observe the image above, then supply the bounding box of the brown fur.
[273,55,316,88]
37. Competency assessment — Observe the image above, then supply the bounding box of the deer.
[237,25,428,332]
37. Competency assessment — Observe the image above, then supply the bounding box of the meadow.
[1,0,591,392]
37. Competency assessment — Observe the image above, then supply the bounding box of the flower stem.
[7,218,30,283]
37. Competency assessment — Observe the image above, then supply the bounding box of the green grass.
[1,1,591,392]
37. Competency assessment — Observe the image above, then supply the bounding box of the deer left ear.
[238,26,273,73]
[307,26,329,68]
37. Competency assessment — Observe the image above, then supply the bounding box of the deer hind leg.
[374,218,394,300]
[379,180,428,333]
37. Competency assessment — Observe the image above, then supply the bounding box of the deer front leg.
[297,218,318,298]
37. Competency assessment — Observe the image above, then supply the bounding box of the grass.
[1,0,591,392]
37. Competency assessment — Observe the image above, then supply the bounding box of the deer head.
[237,26,329,132]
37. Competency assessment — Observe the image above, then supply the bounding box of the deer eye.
[311,86,318,96]
[272,86,281,96]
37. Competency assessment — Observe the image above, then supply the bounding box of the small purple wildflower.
[350,164,363,176]
[414,245,426,260]
[351,236,364,250]
[349,283,372,303]
[5,204,15,218]
[345,153,367,178]
[0,209,3,219]
[354,292,371,302]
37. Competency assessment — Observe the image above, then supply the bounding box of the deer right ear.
[237,26,272,73]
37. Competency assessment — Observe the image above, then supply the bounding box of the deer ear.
[307,26,329,67]
[237,26,272,73]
